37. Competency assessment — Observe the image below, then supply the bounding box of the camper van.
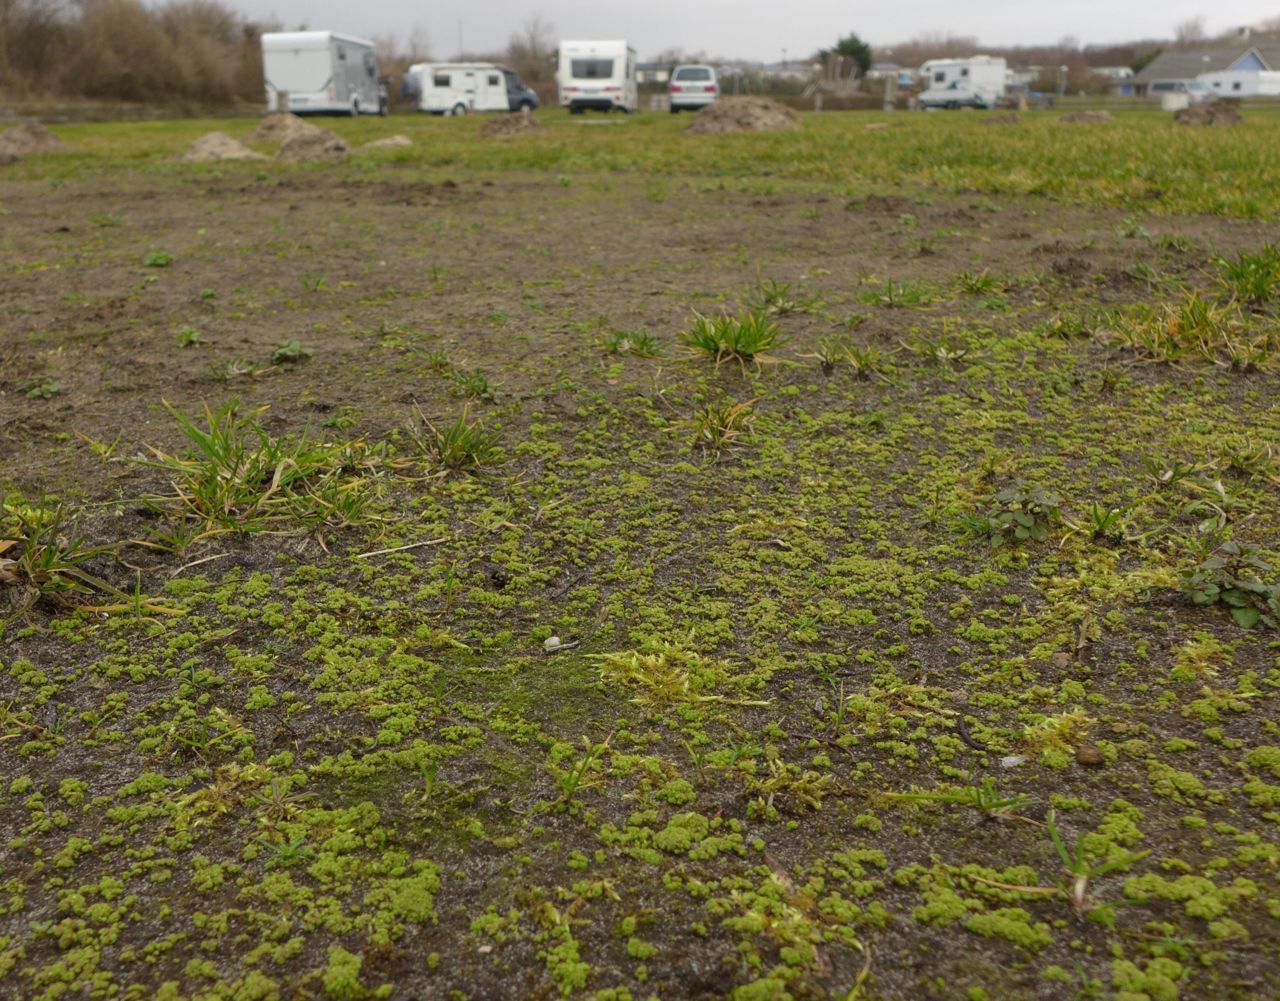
[558,40,637,113]
[918,56,1007,109]
[262,31,387,116]
[407,63,539,115]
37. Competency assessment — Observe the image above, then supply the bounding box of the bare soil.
[684,97,797,134]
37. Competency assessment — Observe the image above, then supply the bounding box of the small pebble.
[999,755,1026,769]
[1075,744,1105,768]
[1051,651,1072,669]
[543,636,561,652]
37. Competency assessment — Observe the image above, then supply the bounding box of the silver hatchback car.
[669,64,718,112]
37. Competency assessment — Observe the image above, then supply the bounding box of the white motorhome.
[918,56,1007,109]
[407,63,540,115]
[558,40,637,113]
[262,31,386,116]
[1199,70,1280,97]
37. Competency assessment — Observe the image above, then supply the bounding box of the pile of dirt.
[0,121,73,157]
[981,112,1021,126]
[361,134,413,151]
[252,113,321,143]
[181,132,267,162]
[683,97,797,135]
[277,128,349,162]
[479,115,542,139]
[1059,110,1113,124]
[0,151,16,167]
[1175,100,1243,126]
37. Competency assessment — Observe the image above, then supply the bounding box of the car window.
[571,59,613,79]
[675,67,712,82]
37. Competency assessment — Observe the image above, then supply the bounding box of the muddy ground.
[2,139,1279,1001]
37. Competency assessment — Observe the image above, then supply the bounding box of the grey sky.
[231,2,1280,61]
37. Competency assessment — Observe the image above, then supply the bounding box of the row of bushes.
[0,0,268,104]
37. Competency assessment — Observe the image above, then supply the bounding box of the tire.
[451,103,468,117]
[669,106,679,114]
[378,98,389,117]
[569,106,584,115]
[518,100,534,112]
[350,99,360,117]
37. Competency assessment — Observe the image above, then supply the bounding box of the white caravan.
[408,63,540,115]
[262,31,386,116]
[1199,70,1280,97]
[918,56,1007,109]
[558,40,637,113]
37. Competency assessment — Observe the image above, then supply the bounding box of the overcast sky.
[231,2,1280,61]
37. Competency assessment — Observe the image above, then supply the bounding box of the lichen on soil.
[1,109,1279,1001]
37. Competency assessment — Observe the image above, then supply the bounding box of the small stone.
[543,636,561,652]
[999,755,1026,769]
[1075,744,1104,768]
[1051,651,1072,669]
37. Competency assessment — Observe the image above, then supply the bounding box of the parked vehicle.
[1148,79,1215,102]
[558,40,637,113]
[262,31,387,116]
[407,63,539,115]
[668,64,718,112]
[917,56,1006,109]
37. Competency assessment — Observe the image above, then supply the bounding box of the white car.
[669,65,718,112]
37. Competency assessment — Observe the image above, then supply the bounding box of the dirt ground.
[2,143,1280,1001]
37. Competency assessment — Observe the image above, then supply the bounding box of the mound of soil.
[684,97,797,135]
[981,112,1021,126]
[1175,100,1243,126]
[361,134,413,151]
[0,151,16,166]
[479,115,542,139]
[0,121,73,157]
[277,128,349,162]
[181,132,267,162]
[1059,110,1113,124]
[251,112,322,143]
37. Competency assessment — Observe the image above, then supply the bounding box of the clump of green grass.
[668,398,757,453]
[204,357,261,382]
[802,336,889,379]
[22,376,61,399]
[143,249,173,268]
[589,642,764,708]
[857,279,934,308]
[680,310,783,369]
[271,339,312,364]
[601,329,662,357]
[743,278,818,316]
[1098,293,1274,368]
[139,400,384,534]
[451,369,494,400]
[1,500,115,608]
[1214,243,1280,305]
[954,270,1003,295]
[406,406,503,472]
[176,326,203,348]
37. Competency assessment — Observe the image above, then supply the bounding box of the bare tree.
[1174,16,1206,44]
[505,12,554,82]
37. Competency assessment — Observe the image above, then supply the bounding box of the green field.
[2,107,1279,1001]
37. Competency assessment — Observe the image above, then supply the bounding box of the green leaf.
[1230,606,1261,629]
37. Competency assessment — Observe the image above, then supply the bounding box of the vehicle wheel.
[518,100,534,112]
[616,106,629,115]
[451,103,468,116]
[669,106,679,114]
[350,99,360,117]
[569,106,584,115]
[378,98,389,117]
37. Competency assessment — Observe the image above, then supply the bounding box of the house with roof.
[1133,33,1280,96]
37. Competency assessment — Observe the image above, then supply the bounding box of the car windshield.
[571,59,613,79]
[675,67,711,81]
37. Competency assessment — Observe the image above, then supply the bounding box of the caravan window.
[571,58,614,79]
[434,73,451,87]
[960,67,969,77]
[488,73,501,86]
[338,48,347,61]
[364,52,376,78]
[933,70,945,83]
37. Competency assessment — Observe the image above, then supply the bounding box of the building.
[1133,33,1280,96]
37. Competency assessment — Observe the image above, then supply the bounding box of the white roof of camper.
[262,31,374,51]
[561,40,632,52]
